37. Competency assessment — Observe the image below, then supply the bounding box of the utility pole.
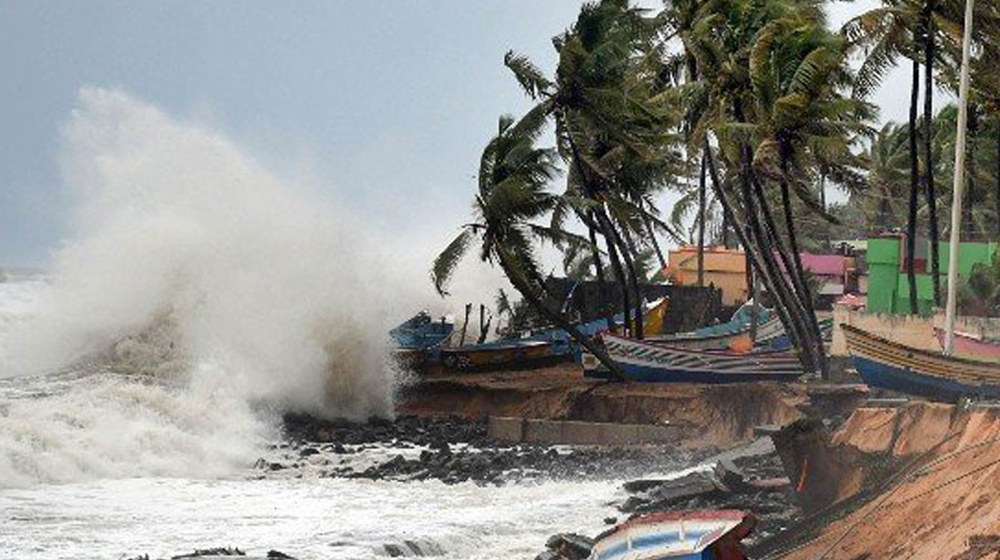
[944,0,976,355]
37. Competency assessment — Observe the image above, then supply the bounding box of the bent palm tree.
[431,115,630,380]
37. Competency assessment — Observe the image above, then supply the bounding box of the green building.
[865,235,998,316]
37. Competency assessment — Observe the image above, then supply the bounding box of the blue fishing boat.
[588,510,755,560]
[589,332,805,383]
[842,324,1000,402]
[646,303,783,350]
[390,312,454,349]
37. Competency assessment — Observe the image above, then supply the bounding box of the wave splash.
[0,88,401,486]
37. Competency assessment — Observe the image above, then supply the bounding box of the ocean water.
[0,278,628,560]
[0,90,637,560]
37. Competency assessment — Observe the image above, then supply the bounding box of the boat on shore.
[587,332,805,383]
[588,510,756,560]
[433,338,562,373]
[933,327,1000,363]
[842,324,1000,401]
[646,304,776,350]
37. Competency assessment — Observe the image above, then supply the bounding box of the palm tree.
[747,10,876,372]
[845,1,927,313]
[431,115,630,380]
[668,0,842,375]
[505,0,682,339]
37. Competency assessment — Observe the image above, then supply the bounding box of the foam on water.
[0,88,415,486]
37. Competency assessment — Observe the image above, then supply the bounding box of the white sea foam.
[0,88,417,485]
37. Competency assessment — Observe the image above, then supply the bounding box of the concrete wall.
[488,416,684,446]
[830,307,1000,356]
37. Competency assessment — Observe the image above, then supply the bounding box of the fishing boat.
[389,312,455,369]
[646,303,783,350]
[933,327,1000,363]
[588,510,755,560]
[435,339,561,372]
[587,332,805,383]
[390,311,454,349]
[842,324,1000,401]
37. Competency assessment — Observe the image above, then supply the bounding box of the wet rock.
[171,548,245,558]
[266,551,297,560]
[544,534,594,560]
[603,517,618,525]
[382,539,444,557]
[299,447,319,457]
[268,462,285,471]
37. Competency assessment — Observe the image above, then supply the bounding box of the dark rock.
[533,551,560,560]
[171,548,245,559]
[545,533,594,560]
[332,443,347,454]
[266,551,297,560]
[268,463,285,471]
[299,447,320,457]
[381,539,444,557]
[603,517,618,525]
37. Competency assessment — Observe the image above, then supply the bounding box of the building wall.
[666,247,748,306]
[865,236,997,316]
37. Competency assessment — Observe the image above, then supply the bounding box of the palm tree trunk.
[907,56,921,315]
[643,212,667,270]
[615,222,646,340]
[705,142,815,372]
[923,11,942,307]
[496,247,632,381]
[588,217,616,333]
[996,117,1000,238]
[603,229,632,334]
[563,126,635,335]
[697,152,708,287]
[780,165,828,379]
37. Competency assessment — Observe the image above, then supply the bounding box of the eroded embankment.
[773,402,1000,560]
[399,365,807,448]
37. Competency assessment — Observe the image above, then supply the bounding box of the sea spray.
[0,88,412,485]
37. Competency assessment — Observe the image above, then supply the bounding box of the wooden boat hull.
[436,340,562,373]
[647,314,785,350]
[934,327,1000,363]
[591,333,805,383]
[843,324,1000,401]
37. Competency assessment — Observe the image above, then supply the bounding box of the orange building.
[664,246,748,306]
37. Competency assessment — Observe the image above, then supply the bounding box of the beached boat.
[390,312,454,349]
[435,339,561,372]
[933,327,1000,363]
[647,304,784,350]
[588,332,805,383]
[842,324,1000,401]
[588,510,755,560]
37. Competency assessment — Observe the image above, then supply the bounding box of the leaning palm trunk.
[741,150,823,374]
[616,222,646,339]
[923,12,941,306]
[706,141,819,373]
[907,57,921,315]
[588,217,617,333]
[495,246,632,381]
[779,171,828,378]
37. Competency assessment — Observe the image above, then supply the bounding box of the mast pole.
[944,0,976,355]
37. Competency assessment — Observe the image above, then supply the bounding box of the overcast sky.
[0,0,915,267]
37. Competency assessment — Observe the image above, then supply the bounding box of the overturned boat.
[589,510,755,560]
